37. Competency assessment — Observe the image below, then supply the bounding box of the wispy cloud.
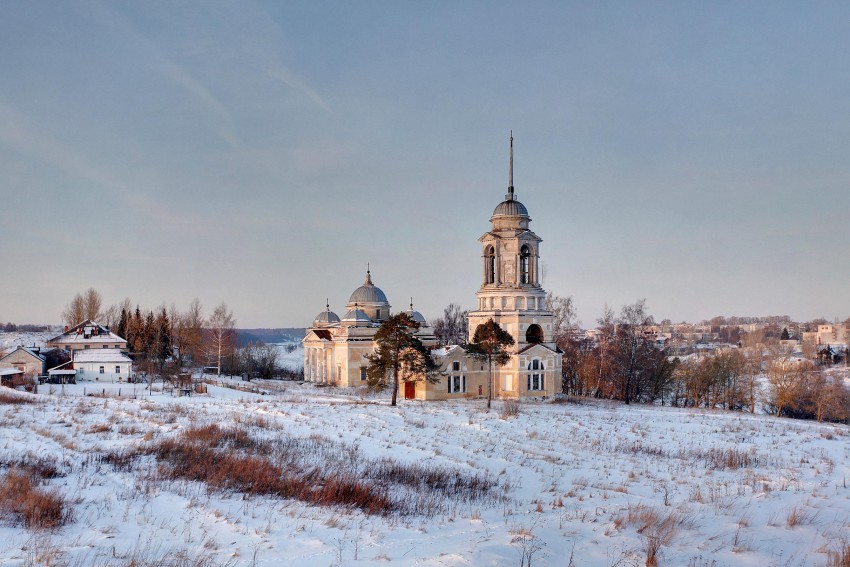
[268,67,332,113]
[0,100,204,232]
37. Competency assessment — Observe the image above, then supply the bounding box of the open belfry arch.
[304,134,561,400]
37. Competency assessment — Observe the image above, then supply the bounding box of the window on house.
[527,359,544,391]
[84,345,90,349]
[360,367,367,381]
[115,366,120,374]
[99,366,105,374]
[448,374,466,394]
[78,368,84,375]
[452,361,460,372]
[103,345,108,348]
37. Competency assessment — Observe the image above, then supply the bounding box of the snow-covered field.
[0,331,52,352]
[1,383,849,566]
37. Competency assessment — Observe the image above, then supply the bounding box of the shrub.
[500,399,520,419]
[0,390,37,404]
[0,469,70,529]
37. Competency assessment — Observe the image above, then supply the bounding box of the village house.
[47,320,128,353]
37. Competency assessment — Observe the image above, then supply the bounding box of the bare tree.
[102,297,132,330]
[82,288,103,321]
[171,299,204,368]
[545,292,577,347]
[205,302,236,376]
[432,303,469,346]
[62,293,86,327]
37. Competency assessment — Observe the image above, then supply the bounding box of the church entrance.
[404,381,416,400]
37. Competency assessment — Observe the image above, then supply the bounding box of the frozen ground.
[1,383,849,566]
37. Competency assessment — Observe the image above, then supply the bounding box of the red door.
[404,381,416,400]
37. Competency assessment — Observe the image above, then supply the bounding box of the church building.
[303,137,562,400]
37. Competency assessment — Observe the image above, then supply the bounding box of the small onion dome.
[313,307,340,327]
[348,269,389,304]
[341,308,371,326]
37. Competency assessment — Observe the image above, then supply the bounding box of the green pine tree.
[467,319,515,410]
[366,313,437,406]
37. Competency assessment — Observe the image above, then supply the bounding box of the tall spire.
[364,263,372,285]
[506,130,515,201]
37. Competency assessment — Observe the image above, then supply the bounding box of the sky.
[1,1,849,329]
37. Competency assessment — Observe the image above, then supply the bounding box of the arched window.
[527,359,544,391]
[485,245,496,284]
[526,324,544,344]
[520,245,530,284]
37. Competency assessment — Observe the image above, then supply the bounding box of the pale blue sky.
[1,1,848,327]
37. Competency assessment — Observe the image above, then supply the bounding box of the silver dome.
[492,198,529,218]
[348,270,389,305]
[313,309,340,326]
[405,300,427,325]
[407,310,427,324]
[341,309,372,325]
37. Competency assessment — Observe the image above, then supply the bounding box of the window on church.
[452,361,460,372]
[448,374,466,393]
[485,246,495,284]
[360,367,367,381]
[520,245,530,284]
[527,359,544,391]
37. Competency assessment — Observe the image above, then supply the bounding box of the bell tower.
[468,134,556,352]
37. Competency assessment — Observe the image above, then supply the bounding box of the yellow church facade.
[303,138,561,401]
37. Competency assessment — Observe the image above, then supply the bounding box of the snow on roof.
[72,351,133,364]
[48,369,77,375]
[0,346,45,361]
[430,345,463,357]
[0,368,24,376]
[48,320,127,344]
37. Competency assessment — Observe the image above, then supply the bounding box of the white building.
[73,350,133,383]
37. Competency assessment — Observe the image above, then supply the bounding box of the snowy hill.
[0,384,848,566]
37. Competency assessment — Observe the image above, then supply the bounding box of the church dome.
[341,308,371,326]
[492,198,529,218]
[348,270,389,304]
[405,299,428,325]
[313,304,340,327]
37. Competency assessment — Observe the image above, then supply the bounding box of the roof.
[492,198,529,218]
[517,343,558,355]
[313,330,333,341]
[48,320,127,345]
[72,351,133,364]
[342,309,372,326]
[0,368,24,376]
[314,309,341,325]
[0,346,45,362]
[348,270,389,305]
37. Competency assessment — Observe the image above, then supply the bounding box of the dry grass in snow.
[1,382,850,566]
